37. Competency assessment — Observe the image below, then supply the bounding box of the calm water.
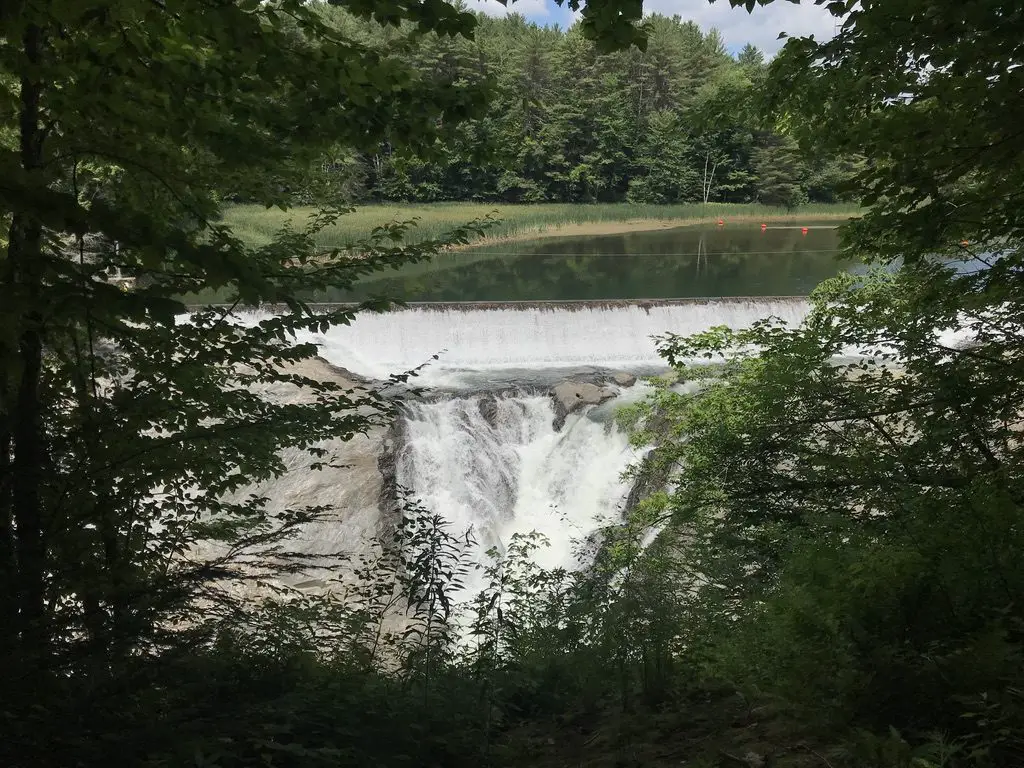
[316,221,849,302]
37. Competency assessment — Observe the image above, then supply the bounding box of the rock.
[205,356,396,595]
[550,380,617,430]
[719,751,766,768]
[552,380,617,412]
[377,418,403,531]
[478,394,500,429]
[294,578,328,591]
[623,452,670,515]
[612,371,637,388]
[551,382,616,416]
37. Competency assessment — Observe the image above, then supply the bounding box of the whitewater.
[232,299,810,591]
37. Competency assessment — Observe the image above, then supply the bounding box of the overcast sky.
[468,0,837,56]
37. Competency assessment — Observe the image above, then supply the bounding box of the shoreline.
[223,203,859,251]
[446,211,854,251]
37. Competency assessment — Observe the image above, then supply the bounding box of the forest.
[2,0,1023,767]
[291,7,861,208]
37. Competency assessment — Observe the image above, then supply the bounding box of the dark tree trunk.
[0,424,14,656]
[6,21,49,666]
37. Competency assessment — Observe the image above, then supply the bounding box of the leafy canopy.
[616,0,1024,761]
[0,0,642,682]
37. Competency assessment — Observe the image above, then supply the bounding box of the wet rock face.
[377,418,404,534]
[612,371,637,388]
[550,381,617,431]
[477,394,500,429]
[623,452,670,515]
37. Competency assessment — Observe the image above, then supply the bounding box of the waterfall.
[397,391,640,590]
[223,298,808,598]
[295,299,809,383]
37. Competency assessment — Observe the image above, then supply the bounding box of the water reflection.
[315,222,850,302]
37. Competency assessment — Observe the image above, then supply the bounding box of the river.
[313,220,848,302]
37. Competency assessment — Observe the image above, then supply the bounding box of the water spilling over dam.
[286,298,810,384]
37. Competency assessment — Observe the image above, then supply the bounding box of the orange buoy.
[960,240,970,247]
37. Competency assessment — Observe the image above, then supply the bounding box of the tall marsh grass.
[222,202,860,249]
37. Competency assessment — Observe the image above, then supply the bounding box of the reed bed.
[222,202,860,249]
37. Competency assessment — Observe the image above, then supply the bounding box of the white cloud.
[642,0,838,55]
[474,0,834,52]
[471,0,550,18]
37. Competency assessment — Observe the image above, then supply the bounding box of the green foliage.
[630,257,1024,763]
[761,0,1024,261]
[393,494,472,696]
[0,0,611,761]
[284,9,854,206]
[1,0,563,679]
[751,132,809,208]
[626,110,697,204]
[574,3,1024,761]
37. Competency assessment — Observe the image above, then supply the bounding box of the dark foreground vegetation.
[2,0,1023,767]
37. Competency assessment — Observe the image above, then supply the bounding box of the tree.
[803,152,865,203]
[627,109,697,203]
[736,42,764,70]
[296,10,836,206]
[635,262,1024,759]
[618,0,1024,759]
[1,1,653,761]
[0,0,649,695]
[752,0,1024,259]
[750,131,808,208]
[687,62,759,203]
[0,0,499,672]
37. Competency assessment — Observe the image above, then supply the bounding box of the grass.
[222,202,860,249]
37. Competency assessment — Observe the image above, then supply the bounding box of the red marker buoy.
[801,226,809,235]
[717,219,724,226]
[761,223,767,232]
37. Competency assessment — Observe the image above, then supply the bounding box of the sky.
[468,0,838,56]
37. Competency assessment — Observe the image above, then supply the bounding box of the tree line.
[295,7,863,208]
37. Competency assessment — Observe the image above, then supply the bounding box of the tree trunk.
[0,424,15,655]
[6,21,49,666]
[702,152,718,205]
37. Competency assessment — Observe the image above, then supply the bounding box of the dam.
[255,297,810,385]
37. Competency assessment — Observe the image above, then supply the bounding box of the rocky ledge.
[550,379,618,431]
[211,356,398,595]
